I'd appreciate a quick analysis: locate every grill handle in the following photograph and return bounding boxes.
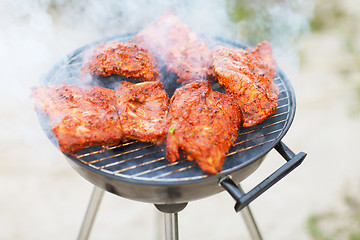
[219,141,307,212]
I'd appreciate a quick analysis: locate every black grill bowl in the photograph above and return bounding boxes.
[39,33,297,205]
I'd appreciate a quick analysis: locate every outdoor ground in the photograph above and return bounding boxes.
[0,0,359,239]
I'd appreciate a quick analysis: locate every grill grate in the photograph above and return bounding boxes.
[44,34,293,183]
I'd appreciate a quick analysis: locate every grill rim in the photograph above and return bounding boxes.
[41,33,296,187]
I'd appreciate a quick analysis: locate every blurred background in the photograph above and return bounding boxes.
[0,0,359,239]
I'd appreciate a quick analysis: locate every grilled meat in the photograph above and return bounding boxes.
[134,10,212,84]
[32,84,123,153]
[166,80,242,175]
[212,41,279,127]
[81,40,160,82]
[115,81,169,144]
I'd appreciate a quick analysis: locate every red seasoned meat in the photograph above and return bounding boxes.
[134,10,212,84]
[115,81,169,144]
[81,41,160,82]
[166,80,242,175]
[212,41,279,127]
[32,84,123,153]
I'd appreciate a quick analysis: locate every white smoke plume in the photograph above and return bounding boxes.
[0,0,313,145]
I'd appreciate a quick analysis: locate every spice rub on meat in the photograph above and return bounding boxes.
[212,41,279,127]
[166,80,242,175]
[115,81,169,144]
[32,84,123,153]
[134,10,212,84]
[81,41,160,82]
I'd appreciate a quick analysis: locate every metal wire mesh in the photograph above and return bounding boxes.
[43,34,294,183]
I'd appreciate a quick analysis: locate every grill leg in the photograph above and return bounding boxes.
[239,185,262,240]
[164,212,179,240]
[155,203,187,240]
[77,186,105,240]
[241,205,263,240]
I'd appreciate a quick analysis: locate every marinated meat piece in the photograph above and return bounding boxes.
[32,84,123,153]
[115,81,169,144]
[166,80,242,175]
[212,41,279,127]
[81,40,160,82]
[246,41,277,86]
[134,10,212,84]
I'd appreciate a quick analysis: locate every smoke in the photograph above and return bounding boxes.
[224,0,314,75]
[41,0,313,75]
[0,0,313,146]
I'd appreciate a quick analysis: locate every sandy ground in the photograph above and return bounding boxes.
[1,1,360,240]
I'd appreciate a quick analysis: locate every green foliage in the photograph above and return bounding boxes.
[225,0,310,46]
[309,0,347,32]
[226,1,254,23]
[308,0,360,114]
[306,194,360,240]
[307,215,331,240]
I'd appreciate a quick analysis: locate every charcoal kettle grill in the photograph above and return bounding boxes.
[39,33,307,240]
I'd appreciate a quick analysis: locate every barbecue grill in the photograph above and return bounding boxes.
[38,33,307,240]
